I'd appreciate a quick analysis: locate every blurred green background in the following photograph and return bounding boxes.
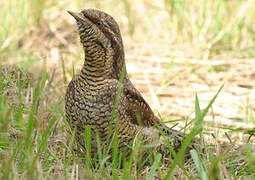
[1,0,255,66]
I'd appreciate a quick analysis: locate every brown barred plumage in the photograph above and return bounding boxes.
[65,9,185,157]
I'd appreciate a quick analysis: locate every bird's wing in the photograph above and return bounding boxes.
[122,80,161,127]
[122,80,186,143]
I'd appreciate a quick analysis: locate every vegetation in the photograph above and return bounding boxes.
[0,0,254,179]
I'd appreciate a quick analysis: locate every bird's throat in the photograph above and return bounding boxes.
[78,44,113,83]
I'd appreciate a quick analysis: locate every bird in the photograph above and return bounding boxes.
[65,9,185,158]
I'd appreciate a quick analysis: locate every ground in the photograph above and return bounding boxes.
[127,52,255,142]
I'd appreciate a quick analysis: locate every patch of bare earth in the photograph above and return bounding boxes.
[126,47,255,144]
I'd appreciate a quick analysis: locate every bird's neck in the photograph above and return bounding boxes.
[79,44,126,83]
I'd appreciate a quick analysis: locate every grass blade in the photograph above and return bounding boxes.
[190,149,208,180]
[165,85,223,179]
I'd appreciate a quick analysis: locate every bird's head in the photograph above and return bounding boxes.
[68,9,125,79]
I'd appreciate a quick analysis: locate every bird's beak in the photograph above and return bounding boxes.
[67,10,84,22]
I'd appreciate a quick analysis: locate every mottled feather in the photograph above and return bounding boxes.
[65,9,184,157]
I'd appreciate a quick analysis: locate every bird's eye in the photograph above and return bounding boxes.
[96,21,102,26]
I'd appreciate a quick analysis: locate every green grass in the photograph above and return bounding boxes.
[1,0,255,61]
[1,66,254,179]
[0,0,255,179]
